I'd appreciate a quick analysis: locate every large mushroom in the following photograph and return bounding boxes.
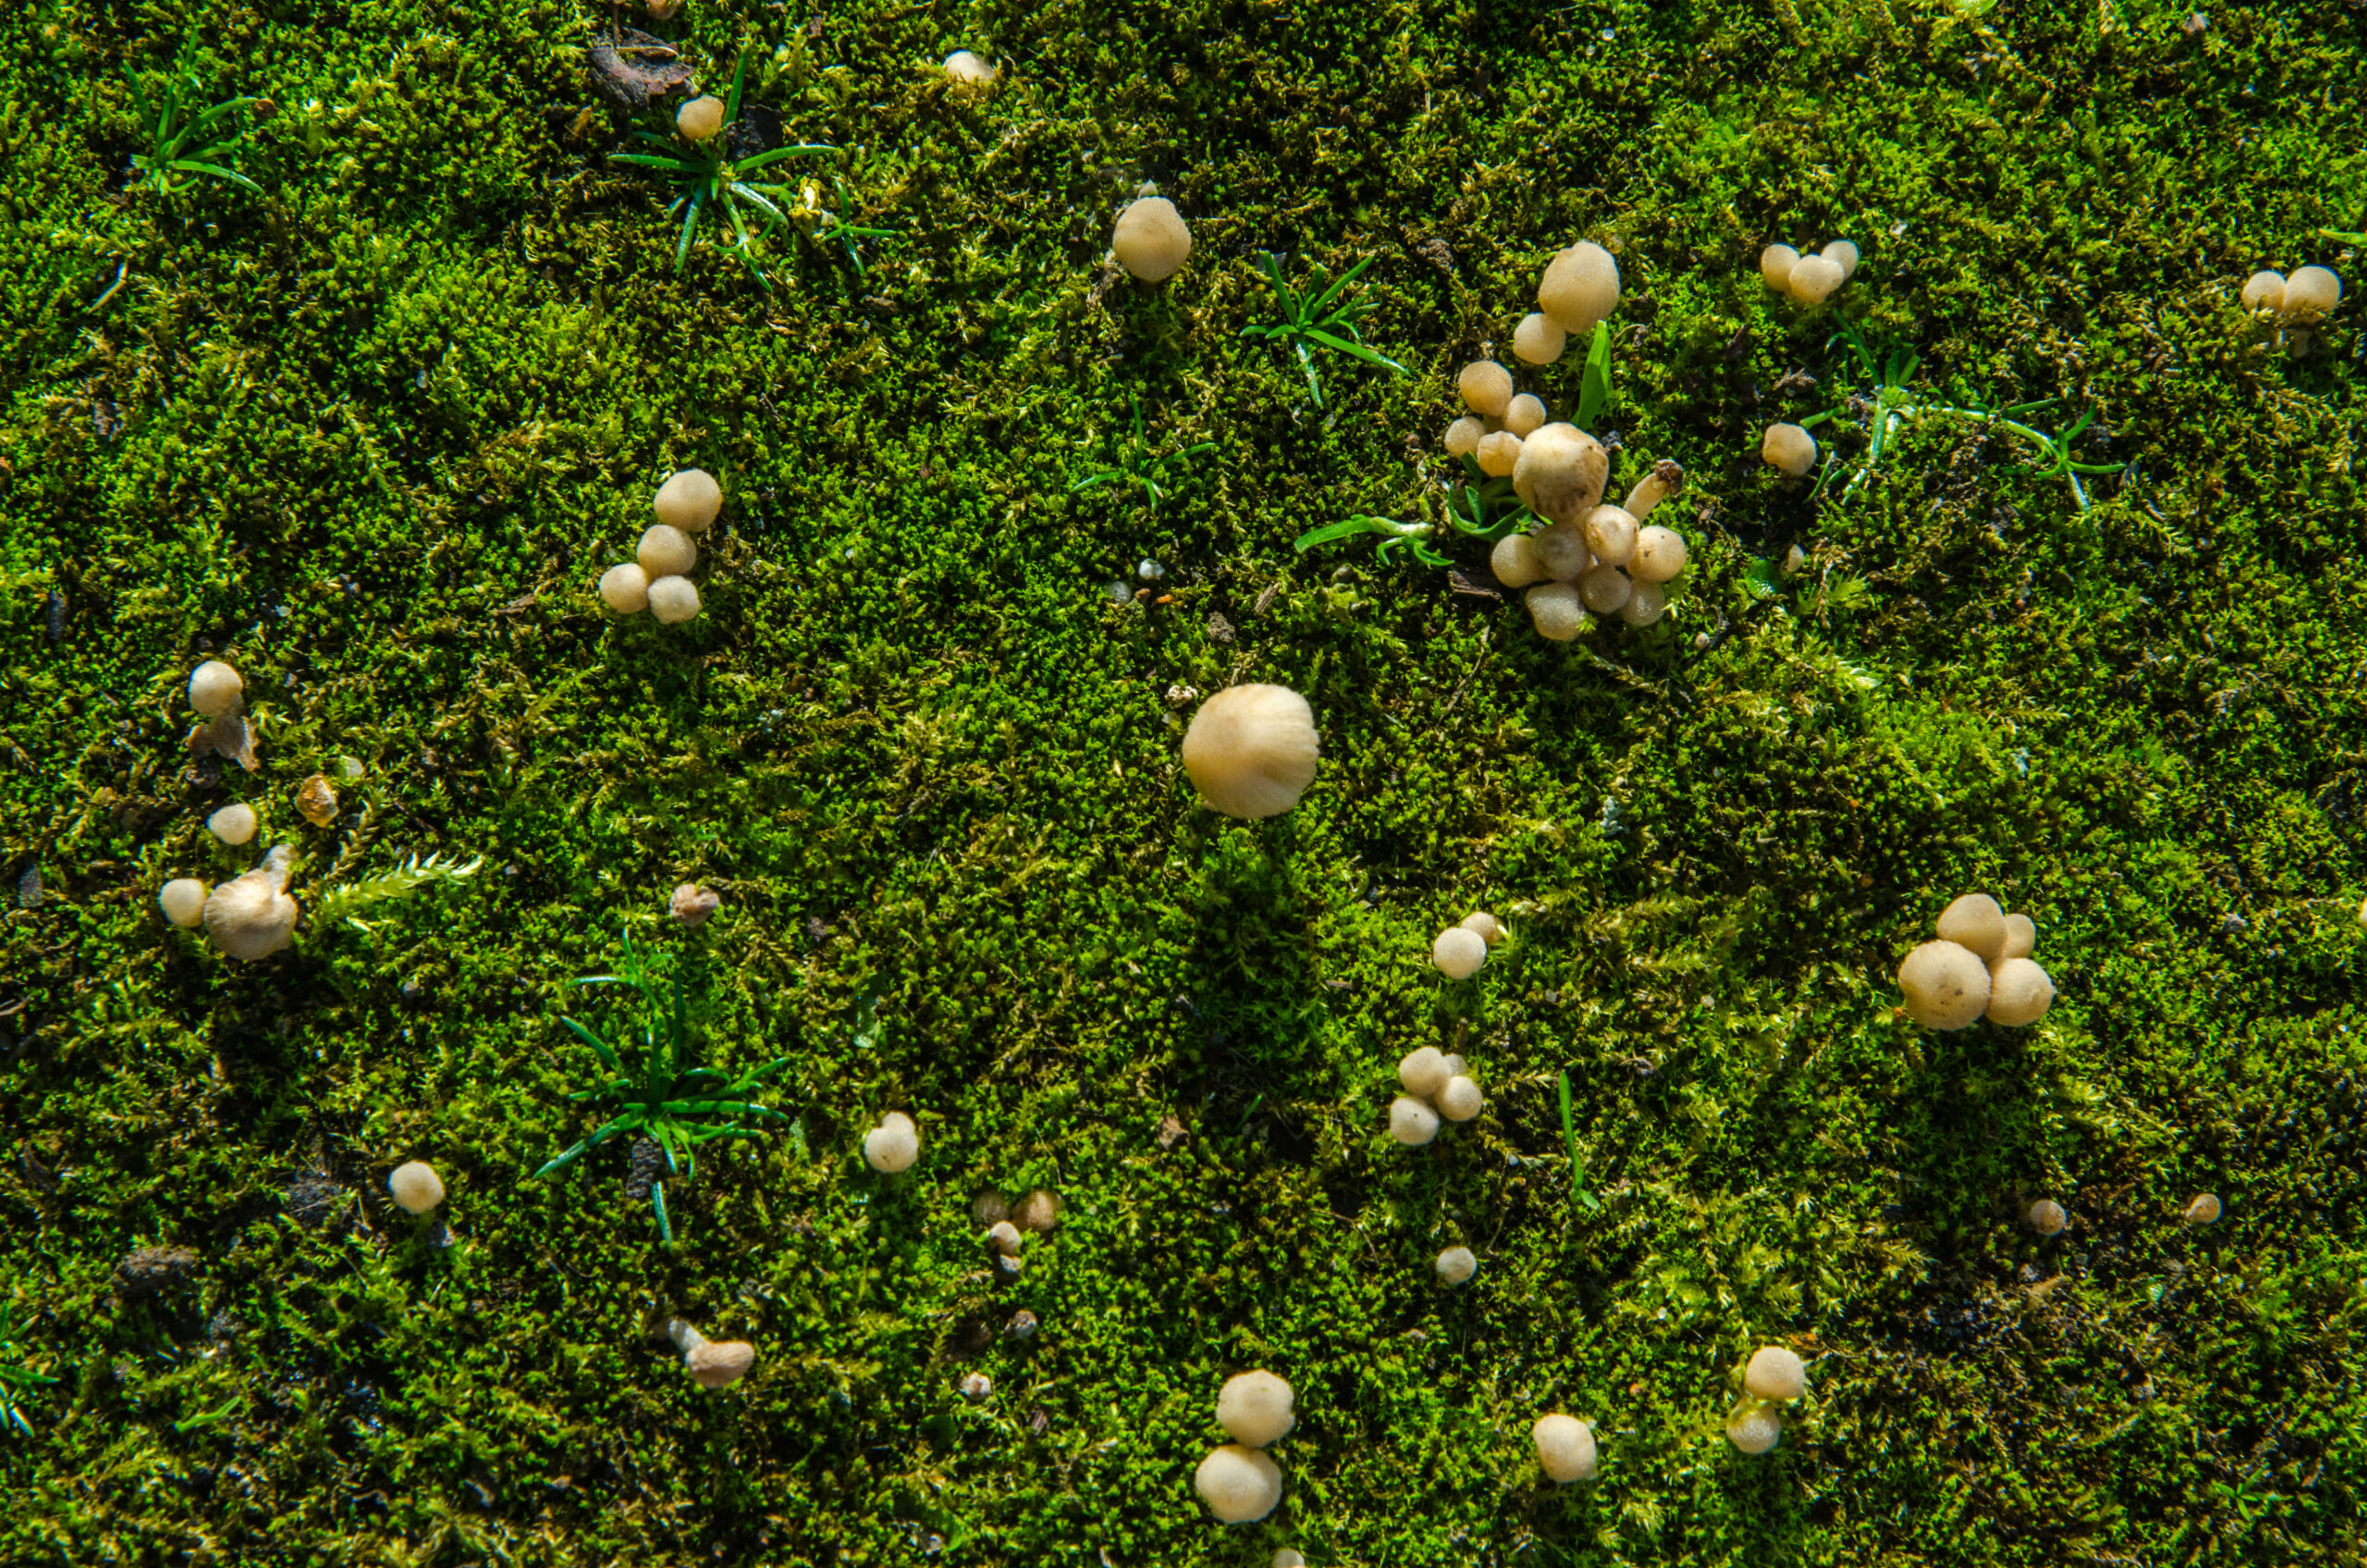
[1180,684,1320,818]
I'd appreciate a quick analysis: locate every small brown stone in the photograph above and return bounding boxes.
[296,774,337,827]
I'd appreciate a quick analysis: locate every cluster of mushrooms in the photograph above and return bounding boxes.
[599,468,722,625]
[1759,239,1859,306]
[2240,264,2343,324]
[1896,894,2056,1029]
[1195,1370,1294,1523]
[1429,911,1503,979]
[1388,1046,1485,1146]
[975,1187,1061,1276]
[1512,239,1623,365]
[863,1111,921,1172]
[1487,443,1691,636]
[157,661,303,961]
[1725,1344,1809,1454]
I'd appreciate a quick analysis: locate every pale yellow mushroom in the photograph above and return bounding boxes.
[2183,1194,2222,1226]
[1457,360,1515,420]
[2239,270,2286,312]
[1999,913,2037,962]
[207,803,258,847]
[1531,522,1590,582]
[1726,1406,1781,1454]
[1582,505,1638,568]
[1512,312,1566,365]
[668,1317,756,1389]
[1538,241,1620,334]
[1399,1046,1452,1098]
[1513,424,1610,523]
[1216,1370,1295,1447]
[941,50,1000,83]
[1490,533,1545,588]
[1389,1096,1441,1146]
[1821,239,1860,281]
[638,525,696,580]
[2281,265,2342,322]
[1759,244,1799,293]
[1195,1444,1282,1523]
[599,563,651,615]
[1618,582,1667,627]
[1460,912,1503,945]
[1476,430,1525,478]
[1897,940,1990,1029]
[159,878,209,928]
[1629,525,1688,584]
[1180,684,1320,818]
[1936,894,2009,962]
[1785,254,1846,305]
[388,1161,446,1215]
[1761,423,1818,478]
[1526,582,1588,642]
[2028,1198,2067,1236]
[1502,394,1547,437]
[1112,197,1192,283]
[202,846,299,961]
[1444,416,1486,459]
[1621,459,1684,521]
[1531,1414,1598,1481]
[654,469,723,532]
[1577,565,1631,616]
[1984,958,2055,1025]
[1435,1244,1477,1284]
[676,96,726,142]
[1436,1075,1483,1121]
[863,1111,919,1172]
[188,660,244,718]
[1432,926,1487,978]
[1744,1346,1806,1402]
[647,576,702,624]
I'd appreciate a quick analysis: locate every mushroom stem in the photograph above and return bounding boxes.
[667,1317,706,1355]
[1621,459,1685,521]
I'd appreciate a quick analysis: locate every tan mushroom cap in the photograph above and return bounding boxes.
[1195,1443,1282,1523]
[1490,533,1545,588]
[2183,1193,2222,1226]
[189,660,245,718]
[638,524,697,580]
[654,468,723,532]
[1759,243,1800,292]
[1502,393,1548,437]
[1786,254,1846,305]
[1622,460,1683,522]
[1444,416,1485,459]
[1618,582,1668,627]
[1582,505,1638,568]
[864,1110,919,1172]
[1578,565,1631,616]
[1539,241,1620,334]
[1216,1369,1296,1447]
[1630,525,1688,584]
[1821,239,1860,280]
[1513,424,1610,523]
[1013,1188,1061,1232]
[676,95,726,142]
[687,1338,757,1389]
[202,850,300,961]
[1457,360,1515,419]
[1476,430,1524,478]
[1984,958,2055,1025]
[159,878,209,928]
[1936,894,2009,962]
[1437,1074,1484,1121]
[646,576,701,624]
[1460,911,1503,945]
[1432,926,1487,979]
[941,50,1000,83]
[1531,522,1591,582]
[1513,312,1566,365]
[1180,684,1320,819]
[1113,197,1192,283]
[1999,912,2036,962]
[2281,265,2342,321]
[1761,423,1818,477]
[1744,1346,1807,1402]
[1389,1096,1441,1146]
[1435,1244,1477,1283]
[1898,940,1991,1029]
[2028,1198,2067,1235]
[1399,1046,1452,1099]
[1532,1413,1598,1482]
[1526,582,1588,642]
[208,802,258,846]
[599,562,651,615]
[1726,1405,1782,1454]
[388,1160,446,1215]
[2239,270,2286,312]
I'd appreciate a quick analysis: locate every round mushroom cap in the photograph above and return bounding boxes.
[1399,1046,1452,1099]
[1539,241,1620,333]
[1217,1370,1295,1447]
[1476,430,1525,479]
[1785,254,1846,304]
[1526,582,1588,642]
[1439,1052,1466,1077]
[189,660,244,718]
[1513,312,1567,365]
[1436,1074,1484,1122]
[207,802,259,846]
[2239,269,2286,312]
[1897,940,1991,1030]
[1762,423,1818,477]
[654,468,723,532]
[1514,423,1611,523]
[599,562,651,615]
[1432,926,1488,979]
[1984,958,2055,1026]
[1630,525,1689,584]
[942,50,1000,83]
[960,1371,993,1399]
[1936,893,2009,962]
[670,883,720,926]
[986,1220,1023,1256]
[1496,395,1545,440]
[1112,197,1192,283]
[2028,1198,2067,1235]
[1195,1444,1282,1524]
[1460,911,1503,945]
[687,1338,756,1389]
[2183,1193,2222,1226]
[1617,582,1668,628]
[1013,1188,1061,1231]
[1457,360,1515,420]
[1582,505,1638,568]
[1180,684,1320,819]
[1759,243,1800,292]
[1726,1406,1782,1455]
[2282,264,2342,320]
[1744,1346,1807,1402]
[1444,416,1486,459]
[1820,239,1860,280]
[1531,1414,1598,1482]
[1490,533,1545,588]
[1531,522,1591,582]
[646,576,702,624]
[1999,912,2036,962]
[638,524,697,580]
[676,95,726,141]
[388,1161,446,1215]
[202,859,300,961]
[1577,566,1632,616]
[159,878,209,928]
[1389,1096,1441,1146]
[864,1111,919,1172]
[1435,1244,1477,1284]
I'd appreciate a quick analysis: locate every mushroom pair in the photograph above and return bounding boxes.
[1725,1345,1808,1454]
[163,844,300,961]
[1180,683,1320,818]
[1896,894,2055,1029]
[1113,194,1192,284]
[600,469,721,624]
[1388,1047,1484,1146]
[1195,1370,1294,1523]
[1760,240,1859,306]
[186,659,258,771]
[2240,265,2342,324]
[1509,239,1622,366]
[864,1111,920,1172]
[1429,910,1503,979]
[1491,460,1691,638]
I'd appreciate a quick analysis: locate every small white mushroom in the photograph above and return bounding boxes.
[1530,522,1591,582]
[1195,1444,1282,1523]
[647,576,702,624]
[960,1371,994,1399]
[1216,1369,1295,1447]
[1897,940,1991,1030]
[1785,254,1846,305]
[1582,505,1638,568]
[1502,394,1548,437]
[1618,582,1668,628]
[1399,1046,1452,1099]
[1013,1189,1061,1232]
[1999,913,2037,962]
[2239,269,2286,312]
[1936,893,2009,962]
[2028,1198,2068,1236]
[986,1220,1024,1256]
[2183,1194,2222,1226]
[1531,1413,1598,1482]
[207,803,258,846]
[159,878,209,928]
[1476,430,1524,478]
[864,1111,919,1172]
[1457,360,1515,420]
[1435,1245,1477,1284]
[638,525,697,580]
[1629,525,1689,583]
[1821,239,1860,281]
[1444,416,1486,459]
[1761,423,1818,477]
[1526,582,1588,642]
[189,660,244,718]
[202,846,299,961]
[1984,958,2055,1025]
[1431,926,1487,979]
[1744,1346,1806,1402]
[1490,533,1545,588]
[1460,912,1503,945]
[1389,1096,1441,1146]
[1577,565,1631,616]
[1436,1075,1484,1122]
[653,469,723,533]
[1272,1552,1307,1568]
[1513,424,1611,524]
[667,1317,756,1389]
[599,563,650,614]
[388,1161,446,1215]
[942,51,1000,84]
[1538,240,1620,334]
[1759,243,1799,293]
[1113,197,1192,284]
[1512,312,1566,365]
[669,883,720,926]
[1621,460,1684,521]
[2280,265,2342,322]
[676,95,727,142]
[1725,1405,1781,1454]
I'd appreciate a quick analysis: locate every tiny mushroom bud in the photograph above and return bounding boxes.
[1432,926,1488,979]
[1582,505,1638,568]
[1476,430,1525,478]
[1629,525,1689,584]
[1531,1413,1598,1482]
[1577,566,1632,616]
[1399,1046,1452,1099]
[599,562,651,615]
[676,95,726,142]
[1436,1075,1484,1122]
[2028,1198,2068,1236]
[1618,582,1667,628]
[2183,1194,2222,1226]
[1999,913,2037,962]
[1785,254,1846,305]
[2239,270,2286,312]
[1897,940,1992,1030]
[1195,1444,1283,1523]
[1759,243,1800,292]
[160,878,209,928]
[1217,1369,1295,1447]
[1761,423,1818,477]
[1531,522,1591,582]
[646,576,702,624]
[668,1318,756,1389]
[1513,424,1610,523]
[1013,1188,1061,1232]
[1502,393,1548,437]
[1526,582,1588,642]
[1112,197,1192,283]
[1389,1096,1441,1146]
[1744,1346,1807,1402]
[388,1160,446,1215]
[1490,533,1545,588]
[208,802,258,846]
[1273,1553,1307,1568]
[189,660,245,718]
[987,1220,1024,1256]
[1513,311,1566,365]
[1444,416,1485,459]
[1936,894,2009,962]
[1725,1405,1782,1454]
[864,1111,919,1172]
[1436,1244,1477,1284]
[670,883,720,926]
[1984,958,2055,1026]
[1180,684,1320,819]
[961,1371,993,1399]
[654,468,723,533]
[2280,265,2342,322]
[1004,1308,1039,1341]
[1460,911,1503,945]
[1622,459,1684,521]
[203,846,299,961]
[1457,360,1515,420]
[942,50,1000,84]
[638,524,697,580]
[972,1192,1011,1228]
[1539,240,1620,333]
[1820,239,1860,281]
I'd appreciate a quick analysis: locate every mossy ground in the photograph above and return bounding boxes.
[3,1,2364,1563]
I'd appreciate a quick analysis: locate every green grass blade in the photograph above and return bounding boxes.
[611,153,703,173]
[168,160,261,193]
[558,1016,623,1073]
[1301,327,1406,374]
[1559,1071,1600,1212]
[1576,321,1613,429]
[675,186,705,271]
[1304,253,1375,317]
[735,144,836,173]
